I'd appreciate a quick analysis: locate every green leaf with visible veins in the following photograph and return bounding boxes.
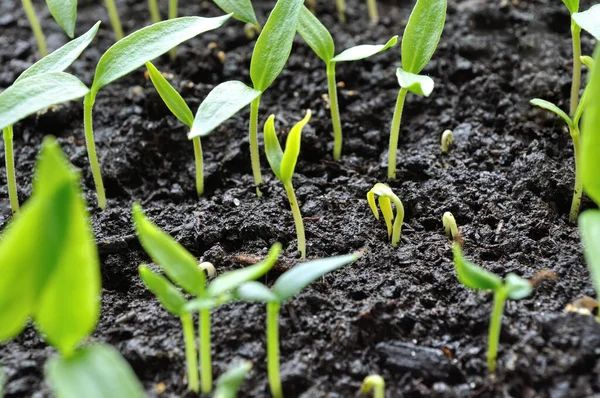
[582,47,600,205]
[332,36,398,63]
[146,62,194,128]
[213,0,258,25]
[452,244,503,292]
[46,0,78,37]
[297,6,335,63]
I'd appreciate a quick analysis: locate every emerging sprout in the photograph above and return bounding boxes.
[235,253,359,398]
[264,111,312,259]
[442,211,461,244]
[367,183,404,247]
[105,0,124,40]
[214,361,253,398]
[361,375,385,398]
[441,129,453,153]
[200,261,217,278]
[452,243,533,372]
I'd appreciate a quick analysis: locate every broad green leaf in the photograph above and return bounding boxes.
[562,0,580,14]
[401,0,447,74]
[250,0,304,91]
[214,361,253,398]
[235,281,278,303]
[573,4,600,39]
[213,0,258,25]
[207,243,281,297]
[582,47,600,204]
[0,72,89,131]
[145,62,194,128]
[332,35,398,63]
[139,265,187,316]
[452,244,503,292]
[45,344,145,398]
[280,111,311,183]
[297,6,335,63]
[504,273,533,300]
[579,210,600,298]
[91,15,232,95]
[47,0,78,38]
[188,81,262,139]
[264,115,284,180]
[396,68,434,96]
[132,204,206,297]
[16,21,100,83]
[530,98,574,129]
[272,253,358,302]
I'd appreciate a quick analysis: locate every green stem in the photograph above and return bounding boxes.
[390,196,404,247]
[387,88,408,179]
[21,0,47,57]
[149,0,161,22]
[267,302,282,398]
[284,181,306,259]
[336,0,346,22]
[249,96,263,197]
[3,126,19,214]
[487,289,506,373]
[327,62,343,161]
[105,0,124,40]
[366,0,379,24]
[570,21,582,117]
[168,0,178,59]
[83,93,107,209]
[192,137,204,197]
[199,308,212,394]
[181,313,199,393]
[569,126,582,222]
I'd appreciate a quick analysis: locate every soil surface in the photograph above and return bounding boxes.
[1,0,600,397]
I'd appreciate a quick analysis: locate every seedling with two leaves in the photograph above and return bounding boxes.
[368,183,404,247]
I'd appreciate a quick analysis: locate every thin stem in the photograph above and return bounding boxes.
[199,308,212,394]
[21,0,47,57]
[192,137,204,197]
[570,21,582,117]
[387,88,408,179]
[168,0,178,59]
[284,181,306,259]
[181,313,199,393]
[149,0,161,22]
[487,289,506,373]
[105,0,124,40]
[249,96,263,197]
[570,126,582,222]
[267,302,282,398]
[83,93,107,209]
[327,62,343,161]
[366,0,379,24]
[390,196,404,247]
[336,0,346,22]
[3,126,19,214]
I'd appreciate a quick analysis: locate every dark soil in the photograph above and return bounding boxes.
[1,0,600,396]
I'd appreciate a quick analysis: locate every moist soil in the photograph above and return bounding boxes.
[1,0,600,396]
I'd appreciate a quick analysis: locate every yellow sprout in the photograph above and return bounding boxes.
[441,129,453,153]
[367,183,404,247]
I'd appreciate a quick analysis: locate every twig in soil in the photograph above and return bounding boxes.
[361,375,385,398]
[367,183,404,247]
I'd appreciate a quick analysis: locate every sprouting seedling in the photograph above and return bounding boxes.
[297,6,397,160]
[367,183,404,247]
[442,211,461,244]
[235,253,359,398]
[248,0,304,197]
[334,0,379,24]
[452,243,533,372]
[387,0,447,179]
[441,129,453,153]
[83,14,231,209]
[213,0,261,36]
[105,0,124,40]
[214,361,253,398]
[361,375,385,398]
[133,204,281,394]
[264,111,312,259]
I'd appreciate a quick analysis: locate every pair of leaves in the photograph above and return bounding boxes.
[214,0,258,26]
[573,4,600,40]
[47,0,78,38]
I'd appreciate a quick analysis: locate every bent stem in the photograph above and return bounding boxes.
[199,308,212,394]
[21,0,47,57]
[249,96,263,197]
[192,137,204,197]
[267,302,282,398]
[390,197,404,247]
[569,21,582,117]
[181,313,199,393]
[336,0,346,22]
[83,93,107,209]
[327,62,343,161]
[149,0,161,22]
[105,0,124,40]
[3,126,19,214]
[366,0,379,24]
[569,126,582,222]
[284,181,306,259]
[387,88,408,179]
[168,0,178,59]
[487,288,506,373]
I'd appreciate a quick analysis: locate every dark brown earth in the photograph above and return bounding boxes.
[1,0,600,396]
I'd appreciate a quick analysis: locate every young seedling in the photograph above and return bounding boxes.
[367,183,404,247]
[442,211,461,243]
[214,361,253,398]
[387,0,447,179]
[105,0,124,40]
[361,375,385,398]
[452,243,533,372]
[235,253,359,398]
[83,14,231,209]
[441,129,453,153]
[297,6,397,160]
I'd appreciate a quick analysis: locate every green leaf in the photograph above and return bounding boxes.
[582,47,600,204]
[0,72,89,131]
[530,98,574,129]
[579,210,600,299]
[452,244,503,292]
[574,4,600,40]
[280,111,311,183]
[396,68,434,96]
[45,344,145,398]
[132,204,206,297]
[145,62,194,128]
[332,35,398,63]
[562,0,580,14]
[297,6,335,63]
[214,361,253,398]
[188,81,262,139]
[250,0,304,91]
[46,0,78,38]
[213,0,258,25]
[272,253,358,302]
[504,273,533,300]
[91,15,231,95]
[401,0,447,74]
[263,114,284,180]
[235,281,278,303]
[139,265,187,316]
[184,297,221,312]
[207,243,281,297]
[16,21,100,83]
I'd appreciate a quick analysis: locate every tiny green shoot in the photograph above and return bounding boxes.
[441,129,453,153]
[235,253,359,398]
[442,211,461,244]
[214,361,253,398]
[264,111,312,259]
[367,183,404,247]
[105,0,124,40]
[361,375,385,398]
[452,243,533,372]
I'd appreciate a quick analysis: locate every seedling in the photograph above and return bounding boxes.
[264,111,312,259]
[442,211,461,243]
[297,6,397,160]
[105,0,124,40]
[235,253,359,398]
[367,183,404,247]
[83,15,231,209]
[452,243,533,372]
[361,375,385,398]
[214,361,253,398]
[387,0,447,179]
[441,129,453,153]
